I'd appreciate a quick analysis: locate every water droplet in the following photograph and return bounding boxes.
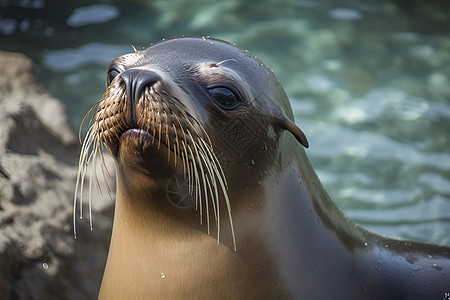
[427,254,433,259]
[160,272,166,279]
[42,263,49,270]
[432,264,443,271]
[385,244,389,248]
[250,159,255,166]
[364,242,368,246]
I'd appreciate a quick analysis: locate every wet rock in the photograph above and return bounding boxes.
[0,50,113,300]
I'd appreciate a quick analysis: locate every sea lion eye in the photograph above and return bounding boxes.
[107,66,122,86]
[207,85,241,110]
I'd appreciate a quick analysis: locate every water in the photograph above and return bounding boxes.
[1,0,449,246]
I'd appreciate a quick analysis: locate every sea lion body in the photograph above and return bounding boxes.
[76,37,450,299]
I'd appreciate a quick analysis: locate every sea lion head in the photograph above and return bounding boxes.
[75,37,308,249]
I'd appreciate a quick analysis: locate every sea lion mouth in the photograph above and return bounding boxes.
[120,128,158,154]
[118,128,174,177]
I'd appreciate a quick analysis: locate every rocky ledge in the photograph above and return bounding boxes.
[0,51,113,300]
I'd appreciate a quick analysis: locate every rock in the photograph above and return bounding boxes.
[0,50,113,299]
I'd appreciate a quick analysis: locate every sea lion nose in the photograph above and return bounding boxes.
[120,69,161,102]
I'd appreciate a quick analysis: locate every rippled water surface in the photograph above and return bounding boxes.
[1,0,449,245]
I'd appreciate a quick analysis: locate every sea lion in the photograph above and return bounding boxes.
[75,37,450,299]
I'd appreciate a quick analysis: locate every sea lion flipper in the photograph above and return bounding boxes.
[280,117,309,148]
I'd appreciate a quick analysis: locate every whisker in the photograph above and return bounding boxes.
[200,139,228,189]
[181,140,192,195]
[187,144,200,213]
[181,144,187,179]
[98,142,113,200]
[79,128,98,219]
[197,146,219,227]
[165,114,170,162]
[198,138,235,250]
[172,123,178,167]
[88,136,98,230]
[217,58,237,66]
[194,142,213,234]
[171,114,183,158]
[157,111,162,150]
[78,99,102,144]
[74,125,97,237]
[187,130,207,226]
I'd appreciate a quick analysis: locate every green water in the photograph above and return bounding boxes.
[1,0,449,245]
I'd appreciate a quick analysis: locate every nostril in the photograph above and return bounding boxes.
[120,69,162,102]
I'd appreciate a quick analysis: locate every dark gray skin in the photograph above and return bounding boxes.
[95,37,450,299]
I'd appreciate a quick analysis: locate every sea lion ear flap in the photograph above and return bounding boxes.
[279,116,309,148]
